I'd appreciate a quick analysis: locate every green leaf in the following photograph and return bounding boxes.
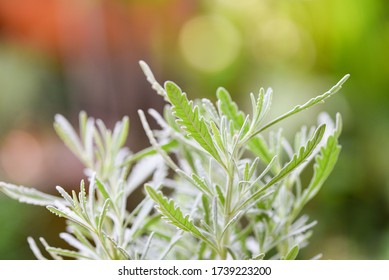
[252,253,265,260]
[71,190,82,215]
[215,184,225,206]
[248,157,260,180]
[284,244,299,260]
[139,60,167,100]
[250,90,263,124]
[243,162,250,181]
[46,204,69,218]
[240,125,326,210]
[158,232,183,260]
[27,237,47,260]
[210,121,225,154]
[112,116,129,155]
[79,180,88,215]
[192,173,214,197]
[140,232,155,260]
[234,115,251,145]
[175,170,213,197]
[250,87,272,129]
[247,136,274,166]
[293,114,342,218]
[0,182,62,206]
[266,125,325,188]
[46,246,95,260]
[46,204,71,219]
[243,156,278,196]
[221,211,242,239]
[216,87,245,129]
[202,98,220,123]
[55,186,74,207]
[247,74,349,139]
[212,197,219,238]
[54,114,84,159]
[95,178,111,201]
[46,205,93,232]
[145,184,217,251]
[138,110,181,172]
[197,241,208,260]
[201,195,210,225]
[97,199,111,233]
[145,184,202,236]
[307,131,341,200]
[164,105,181,132]
[104,235,133,260]
[59,233,98,259]
[165,81,222,164]
[38,237,63,260]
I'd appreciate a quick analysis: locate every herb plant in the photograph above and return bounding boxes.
[0,61,349,259]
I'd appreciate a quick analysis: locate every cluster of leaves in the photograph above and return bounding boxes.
[0,113,169,259]
[0,62,348,259]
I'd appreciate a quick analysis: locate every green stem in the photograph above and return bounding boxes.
[96,231,115,259]
[220,163,235,259]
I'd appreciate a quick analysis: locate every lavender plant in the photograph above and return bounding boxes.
[0,62,348,259]
[0,113,168,259]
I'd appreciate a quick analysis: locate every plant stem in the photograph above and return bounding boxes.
[220,161,235,259]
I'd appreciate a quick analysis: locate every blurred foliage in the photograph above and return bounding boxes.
[0,44,68,135]
[0,0,389,259]
[0,196,66,259]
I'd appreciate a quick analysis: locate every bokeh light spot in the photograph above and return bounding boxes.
[0,130,44,184]
[179,15,241,73]
[252,18,308,65]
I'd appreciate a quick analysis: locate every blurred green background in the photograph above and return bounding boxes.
[1,0,388,259]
